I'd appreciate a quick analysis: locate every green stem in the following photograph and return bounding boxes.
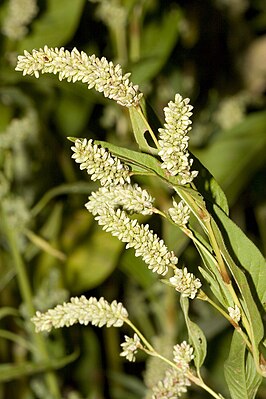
[205,296,252,352]
[204,216,231,284]
[124,319,155,353]
[125,318,224,399]
[158,209,219,271]
[136,106,160,149]
[129,3,141,62]
[0,205,61,398]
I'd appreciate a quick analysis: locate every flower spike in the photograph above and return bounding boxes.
[15,46,143,107]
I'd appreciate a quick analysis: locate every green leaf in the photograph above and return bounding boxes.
[94,139,165,178]
[192,156,229,215]
[0,351,79,382]
[224,331,262,399]
[193,111,266,205]
[131,8,182,84]
[65,224,123,293]
[17,0,86,51]
[128,106,158,154]
[213,205,266,308]
[119,249,156,290]
[180,296,207,370]
[211,208,264,372]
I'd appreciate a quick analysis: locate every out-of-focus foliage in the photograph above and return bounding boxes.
[0,0,265,398]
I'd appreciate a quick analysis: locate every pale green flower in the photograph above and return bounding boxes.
[15,46,142,107]
[86,184,154,216]
[71,138,131,186]
[168,199,191,226]
[87,206,178,275]
[158,94,198,185]
[169,267,201,299]
[120,333,141,362]
[31,296,128,332]
[2,0,38,40]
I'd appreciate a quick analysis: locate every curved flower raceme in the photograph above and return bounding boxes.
[86,204,178,276]
[158,94,198,185]
[15,46,142,107]
[31,296,128,332]
[71,138,131,186]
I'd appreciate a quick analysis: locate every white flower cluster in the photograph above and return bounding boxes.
[86,206,178,276]
[228,305,241,323]
[71,138,131,186]
[169,267,202,299]
[151,341,193,398]
[0,111,38,150]
[70,137,176,276]
[92,0,127,30]
[158,94,198,185]
[15,46,142,107]
[151,367,190,398]
[31,296,128,333]
[120,333,141,362]
[86,184,154,216]
[173,341,194,372]
[2,0,38,40]
[168,199,191,227]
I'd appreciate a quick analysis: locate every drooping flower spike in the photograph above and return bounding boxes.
[15,46,143,107]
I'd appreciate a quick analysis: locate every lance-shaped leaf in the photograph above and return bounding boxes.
[211,206,265,374]
[180,296,207,372]
[225,330,262,399]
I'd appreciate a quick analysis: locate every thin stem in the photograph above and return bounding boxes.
[205,296,252,352]
[129,3,141,62]
[0,205,61,398]
[125,317,224,399]
[158,209,219,269]
[124,318,155,353]
[136,106,160,149]
[204,217,231,284]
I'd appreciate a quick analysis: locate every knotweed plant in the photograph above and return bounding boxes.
[15,47,266,399]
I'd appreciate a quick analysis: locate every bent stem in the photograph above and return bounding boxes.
[124,318,224,399]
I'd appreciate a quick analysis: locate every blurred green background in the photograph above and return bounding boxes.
[0,0,265,398]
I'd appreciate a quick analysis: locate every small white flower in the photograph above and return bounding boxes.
[31,296,128,332]
[2,0,38,40]
[71,138,131,186]
[120,333,141,362]
[168,199,190,226]
[169,267,201,299]
[228,305,241,323]
[151,366,191,398]
[173,341,194,372]
[15,46,142,107]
